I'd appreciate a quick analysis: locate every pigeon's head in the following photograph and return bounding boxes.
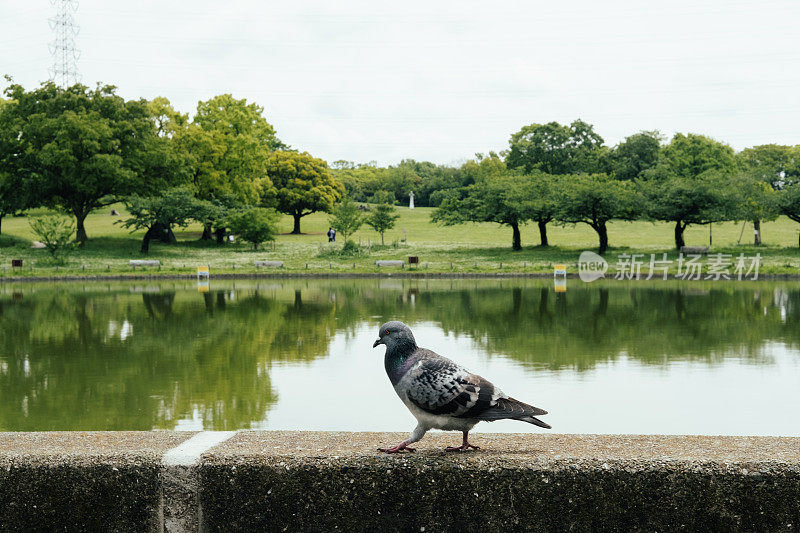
[373,321,416,351]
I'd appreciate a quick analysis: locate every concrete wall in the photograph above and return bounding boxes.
[1,431,799,532]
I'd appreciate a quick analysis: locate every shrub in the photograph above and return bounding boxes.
[29,215,76,261]
[226,207,280,250]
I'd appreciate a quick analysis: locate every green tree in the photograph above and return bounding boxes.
[0,97,32,233]
[527,173,559,247]
[29,214,75,259]
[776,183,800,249]
[737,145,799,245]
[118,186,211,253]
[555,173,638,254]
[266,151,344,234]
[226,207,280,250]
[730,175,778,245]
[183,94,281,240]
[433,171,535,251]
[660,133,737,180]
[506,119,605,174]
[194,93,284,150]
[640,171,741,249]
[329,196,364,245]
[610,131,662,181]
[146,96,188,137]
[0,172,29,236]
[0,82,180,245]
[366,201,400,245]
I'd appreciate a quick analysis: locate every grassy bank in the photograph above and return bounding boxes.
[0,205,799,277]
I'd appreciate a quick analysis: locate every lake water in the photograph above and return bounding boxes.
[1,278,799,436]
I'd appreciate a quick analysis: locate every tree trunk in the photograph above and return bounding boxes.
[597,222,609,254]
[140,226,156,254]
[380,232,385,245]
[753,219,762,246]
[537,220,548,247]
[215,227,226,244]
[674,221,685,250]
[201,223,213,240]
[0,214,3,235]
[511,222,521,251]
[253,242,258,250]
[76,213,88,247]
[292,213,302,234]
[150,222,175,244]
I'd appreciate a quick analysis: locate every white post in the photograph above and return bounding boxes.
[409,191,415,209]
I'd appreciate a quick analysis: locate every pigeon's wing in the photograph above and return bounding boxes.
[404,352,506,418]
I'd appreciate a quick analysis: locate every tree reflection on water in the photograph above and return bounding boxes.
[0,279,796,430]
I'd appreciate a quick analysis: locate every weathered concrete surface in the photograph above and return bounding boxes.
[201,432,800,532]
[0,432,194,532]
[1,431,800,532]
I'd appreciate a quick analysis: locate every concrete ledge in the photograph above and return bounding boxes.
[0,432,193,532]
[1,432,800,532]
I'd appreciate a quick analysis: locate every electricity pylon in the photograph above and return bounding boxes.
[48,0,80,87]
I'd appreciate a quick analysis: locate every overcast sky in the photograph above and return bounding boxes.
[2,0,799,165]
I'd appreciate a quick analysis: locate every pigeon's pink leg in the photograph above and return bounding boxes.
[445,431,480,452]
[378,440,416,453]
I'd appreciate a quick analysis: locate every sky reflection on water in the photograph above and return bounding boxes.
[0,278,798,435]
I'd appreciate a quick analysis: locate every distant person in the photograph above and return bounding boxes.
[327,227,335,242]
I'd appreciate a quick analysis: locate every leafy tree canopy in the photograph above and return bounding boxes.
[737,144,800,188]
[181,94,280,211]
[640,170,743,249]
[432,156,543,250]
[194,93,285,150]
[265,151,344,234]
[119,186,213,253]
[610,130,662,181]
[658,133,737,180]
[555,173,638,253]
[0,81,183,245]
[506,119,605,174]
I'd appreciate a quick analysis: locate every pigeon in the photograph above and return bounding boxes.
[372,321,550,453]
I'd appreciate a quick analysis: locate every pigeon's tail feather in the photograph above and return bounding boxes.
[520,415,552,429]
[477,397,550,429]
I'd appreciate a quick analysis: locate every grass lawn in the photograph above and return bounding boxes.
[1,204,799,277]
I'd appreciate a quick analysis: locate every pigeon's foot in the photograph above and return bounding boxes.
[445,443,480,452]
[445,431,480,452]
[378,441,416,454]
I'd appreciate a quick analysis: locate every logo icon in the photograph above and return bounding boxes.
[578,251,607,282]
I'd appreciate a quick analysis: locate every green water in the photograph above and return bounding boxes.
[0,278,798,435]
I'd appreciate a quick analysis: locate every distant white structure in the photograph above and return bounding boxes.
[409,190,415,209]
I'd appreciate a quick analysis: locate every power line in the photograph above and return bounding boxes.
[48,0,80,87]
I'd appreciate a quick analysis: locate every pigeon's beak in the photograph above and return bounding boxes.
[373,337,383,348]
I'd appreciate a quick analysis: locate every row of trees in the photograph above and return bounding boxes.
[3,80,799,255]
[333,120,800,253]
[433,131,800,253]
[0,81,346,251]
